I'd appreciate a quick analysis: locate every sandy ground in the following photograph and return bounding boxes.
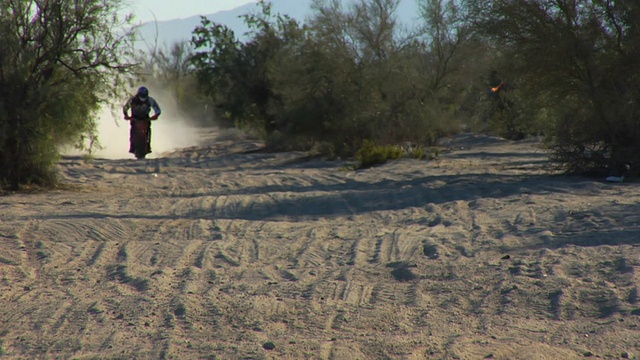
[1,129,640,360]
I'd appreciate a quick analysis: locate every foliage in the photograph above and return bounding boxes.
[190,0,472,157]
[407,145,428,160]
[138,41,212,124]
[465,0,640,175]
[0,0,135,190]
[356,140,404,168]
[191,2,298,131]
[189,0,640,175]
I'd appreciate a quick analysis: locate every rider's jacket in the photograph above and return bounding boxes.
[123,95,161,119]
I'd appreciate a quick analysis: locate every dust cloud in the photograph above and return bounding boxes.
[63,86,206,159]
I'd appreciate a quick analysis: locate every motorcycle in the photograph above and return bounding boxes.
[126,115,158,159]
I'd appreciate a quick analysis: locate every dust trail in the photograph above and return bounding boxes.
[63,86,205,159]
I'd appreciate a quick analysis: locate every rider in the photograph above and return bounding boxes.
[122,86,161,154]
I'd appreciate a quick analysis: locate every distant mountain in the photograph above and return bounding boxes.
[134,0,423,50]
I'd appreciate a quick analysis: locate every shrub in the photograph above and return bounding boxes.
[410,146,427,160]
[0,0,134,190]
[468,0,640,175]
[191,0,471,158]
[356,140,404,168]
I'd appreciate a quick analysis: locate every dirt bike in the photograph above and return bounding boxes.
[127,116,157,159]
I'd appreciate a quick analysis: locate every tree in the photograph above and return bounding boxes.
[191,1,302,132]
[190,0,475,157]
[137,40,211,124]
[418,0,468,93]
[0,0,135,190]
[465,0,640,175]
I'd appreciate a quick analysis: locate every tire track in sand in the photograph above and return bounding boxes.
[27,218,133,270]
[140,217,223,358]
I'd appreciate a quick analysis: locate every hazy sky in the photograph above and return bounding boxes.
[130,0,258,22]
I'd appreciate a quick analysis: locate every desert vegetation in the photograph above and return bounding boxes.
[2,0,639,185]
[0,0,136,190]
[189,0,640,172]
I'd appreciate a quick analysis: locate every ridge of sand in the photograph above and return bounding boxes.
[1,131,639,359]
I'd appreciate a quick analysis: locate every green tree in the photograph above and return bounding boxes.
[191,1,302,132]
[191,0,475,157]
[267,0,447,155]
[267,11,363,154]
[139,40,211,124]
[465,0,640,175]
[0,0,135,190]
[190,19,242,128]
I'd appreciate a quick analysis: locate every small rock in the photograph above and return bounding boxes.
[174,305,186,317]
[423,243,440,259]
[263,341,276,350]
[621,351,631,359]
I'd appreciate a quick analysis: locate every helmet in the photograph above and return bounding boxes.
[137,86,149,100]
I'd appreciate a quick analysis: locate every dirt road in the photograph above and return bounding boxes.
[1,132,639,359]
